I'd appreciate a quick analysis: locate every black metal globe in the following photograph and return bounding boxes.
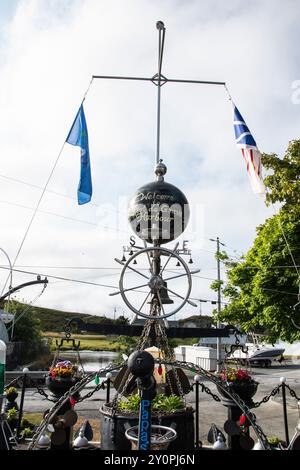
[127,350,155,377]
[128,179,190,244]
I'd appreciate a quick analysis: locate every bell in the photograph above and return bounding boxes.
[159,281,174,304]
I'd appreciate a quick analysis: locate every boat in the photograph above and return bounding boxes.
[197,332,285,367]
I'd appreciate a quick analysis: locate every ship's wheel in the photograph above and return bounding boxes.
[110,246,198,319]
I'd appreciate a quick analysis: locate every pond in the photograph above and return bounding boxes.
[59,350,119,372]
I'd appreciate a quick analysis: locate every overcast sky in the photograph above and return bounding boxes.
[0,0,299,320]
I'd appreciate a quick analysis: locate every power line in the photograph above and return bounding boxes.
[0,199,129,234]
[1,78,95,297]
[0,172,121,215]
[0,265,117,289]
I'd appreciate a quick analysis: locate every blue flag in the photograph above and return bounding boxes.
[66,104,92,205]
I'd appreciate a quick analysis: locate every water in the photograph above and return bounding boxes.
[59,350,119,373]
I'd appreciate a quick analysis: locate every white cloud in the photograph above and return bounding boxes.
[0,0,299,319]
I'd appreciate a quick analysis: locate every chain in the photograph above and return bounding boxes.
[160,359,271,450]
[34,385,57,403]
[285,384,300,402]
[192,381,221,402]
[154,320,185,398]
[28,362,124,450]
[4,376,22,389]
[75,379,107,403]
[251,384,281,408]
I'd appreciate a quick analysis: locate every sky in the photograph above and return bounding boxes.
[0,0,299,321]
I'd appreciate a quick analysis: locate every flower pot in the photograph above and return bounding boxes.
[100,403,194,451]
[6,392,18,402]
[217,381,258,404]
[5,401,19,412]
[46,376,81,397]
[7,418,18,431]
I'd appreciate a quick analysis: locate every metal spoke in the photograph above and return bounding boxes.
[166,286,197,307]
[109,281,150,297]
[139,291,151,312]
[163,269,200,283]
[143,240,153,272]
[157,290,166,317]
[115,258,149,280]
[159,242,179,276]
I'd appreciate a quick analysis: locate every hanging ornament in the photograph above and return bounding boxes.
[70,396,76,408]
[157,364,163,376]
[95,375,100,385]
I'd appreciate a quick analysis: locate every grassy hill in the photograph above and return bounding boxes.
[30,304,116,332]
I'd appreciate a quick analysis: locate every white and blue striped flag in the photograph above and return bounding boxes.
[233,105,265,194]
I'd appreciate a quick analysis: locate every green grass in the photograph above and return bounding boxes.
[43,332,198,352]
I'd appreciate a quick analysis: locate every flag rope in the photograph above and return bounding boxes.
[1,77,95,296]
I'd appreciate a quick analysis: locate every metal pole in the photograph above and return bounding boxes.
[210,237,225,372]
[194,375,200,449]
[92,75,226,86]
[106,372,112,404]
[16,368,28,439]
[156,21,166,165]
[216,237,221,373]
[280,377,290,446]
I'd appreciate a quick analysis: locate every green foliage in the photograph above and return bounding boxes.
[116,336,138,355]
[213,141,300,342]
[3,302,129,333]
[21,417,34,430]
[7,407,18,421]
[117,394,141,413]
[267,436,280,445]
[152,394,184,412]
[117,393,185,414]
[21,427,34,438]
[262,139,300,208]
[5,387,18,396]
[8,300,48,362]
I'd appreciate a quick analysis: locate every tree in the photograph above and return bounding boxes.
[215,140,300,343]
[6,301,48,362]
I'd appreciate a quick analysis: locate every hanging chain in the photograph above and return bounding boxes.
[161,359,271,449]
[192,381,221,402]
[251,384,282,408]
[28,362,124,450]
[285,384,300,402]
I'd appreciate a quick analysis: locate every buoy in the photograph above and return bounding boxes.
[37,432,51,448]
[253,440,264,450]
[212,434,227,450]
[74,430,89,449]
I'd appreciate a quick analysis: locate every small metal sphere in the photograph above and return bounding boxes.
[22,367,29,373]
[280,376,286,384]
[194,374,201,383]
[106,372,112,379]
[156,21,165,30]
[155,160,167,180]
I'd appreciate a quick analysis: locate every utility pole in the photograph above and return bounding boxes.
[210,237,225,372]
[198,299,207,316]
